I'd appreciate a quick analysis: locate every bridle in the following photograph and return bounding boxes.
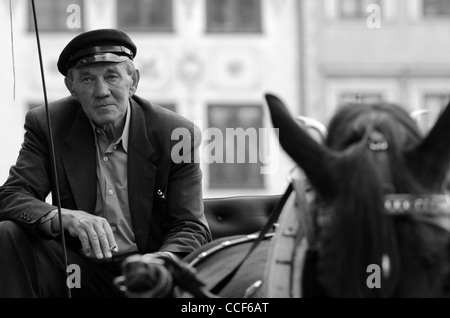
[383,194,450,233]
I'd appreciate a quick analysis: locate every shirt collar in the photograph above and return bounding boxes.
[89,102,131,153]
[121,103,131,153]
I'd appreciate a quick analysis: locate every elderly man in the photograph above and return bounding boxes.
[0,29,211,297]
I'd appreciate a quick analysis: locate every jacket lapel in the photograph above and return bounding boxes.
[128,99,157,252]
[61,109,97,213]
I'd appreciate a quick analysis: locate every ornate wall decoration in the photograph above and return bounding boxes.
[209,47,260,90]
[135,48,172,90]
[177,51,204,89]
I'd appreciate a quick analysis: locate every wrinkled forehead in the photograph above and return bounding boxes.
[70,62,127,77]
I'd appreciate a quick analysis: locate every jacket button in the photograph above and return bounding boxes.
[157,189,166,199]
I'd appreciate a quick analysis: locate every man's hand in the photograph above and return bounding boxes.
[51,208,118,259]
[144,251,177,261]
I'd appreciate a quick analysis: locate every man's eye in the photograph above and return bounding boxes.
[107,75,119,82]
[81,77,93,84]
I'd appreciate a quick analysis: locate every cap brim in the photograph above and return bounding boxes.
[73,53,129,69]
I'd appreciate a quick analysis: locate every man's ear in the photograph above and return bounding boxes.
[64,77,78,100]
[129,69,140,96]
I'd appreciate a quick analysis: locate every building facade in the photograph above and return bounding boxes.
[0,0,449,199]
[302,0,450,132]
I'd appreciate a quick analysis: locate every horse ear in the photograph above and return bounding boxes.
[410,98,450,187]
[264,93,336,199]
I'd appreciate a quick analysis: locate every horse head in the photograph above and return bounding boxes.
[265,93,450,298]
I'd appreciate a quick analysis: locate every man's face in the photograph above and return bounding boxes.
[65,62,139,128]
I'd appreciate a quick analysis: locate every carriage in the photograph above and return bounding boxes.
[114,93,450,298]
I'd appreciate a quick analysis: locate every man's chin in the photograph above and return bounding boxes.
[93,109,118,120]
[92,117,118,129]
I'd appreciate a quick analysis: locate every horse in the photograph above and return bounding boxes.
[115,92,450,298]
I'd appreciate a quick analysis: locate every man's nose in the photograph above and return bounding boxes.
[93,78,110,97]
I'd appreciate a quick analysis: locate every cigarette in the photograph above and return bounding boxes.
[110,245,118,252]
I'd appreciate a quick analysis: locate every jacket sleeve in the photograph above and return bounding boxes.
[0,109,57,238]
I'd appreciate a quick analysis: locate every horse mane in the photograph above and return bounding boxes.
[326,102,424,195]
[318,102,424,297]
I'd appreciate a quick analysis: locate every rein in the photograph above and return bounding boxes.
[29,0,71,297]
[207,183,294,295]
[188,232,275,268]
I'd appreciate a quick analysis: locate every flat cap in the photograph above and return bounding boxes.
[57,28,137,76]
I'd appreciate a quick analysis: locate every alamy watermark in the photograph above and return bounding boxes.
[367,4,382,29]
[66,4,81,29]
[171,124,280,175]
[366,264,381,289]
[366,256,390,289]
[66,264,81,289]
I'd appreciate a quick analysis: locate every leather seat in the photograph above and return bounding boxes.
[203,195,282,240]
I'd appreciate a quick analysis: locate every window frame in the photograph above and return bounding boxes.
[422,0,450,18]
[206,0,262,34]
[420,93,450,132]
[207,104,265,190]
[27,0,85,32]
[337,0,382,19]
[116,0,174,33]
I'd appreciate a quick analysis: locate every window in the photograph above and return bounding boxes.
[421,93,450,132]
[117,0,173,32]
[206,0,262,33]
[338,0,381,19]
[28,0,84,32]
[207,105,264,189]
[339,92,383,104]
[423,0,450,17]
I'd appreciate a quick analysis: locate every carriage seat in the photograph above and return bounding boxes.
[203,194,282,240]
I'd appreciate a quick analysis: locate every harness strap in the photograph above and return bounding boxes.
[384,194,450,232]
[208,183,294,295]
[384,194,450,216]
